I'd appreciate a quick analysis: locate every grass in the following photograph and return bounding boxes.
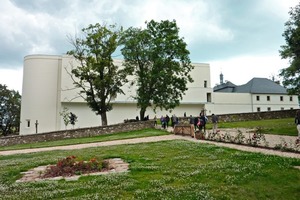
[207,117,297,136]
[0,140,299,199]
[0,128,170,151]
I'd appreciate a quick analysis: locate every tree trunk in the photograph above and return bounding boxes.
[101,112,108,126]
[140,107,146,121]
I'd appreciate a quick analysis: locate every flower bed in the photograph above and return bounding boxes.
[198,128,300,153]
[42,156,111,178]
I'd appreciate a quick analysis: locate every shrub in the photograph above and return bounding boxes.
[42,156,108,178]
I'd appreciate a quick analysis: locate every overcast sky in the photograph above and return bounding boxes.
[0,0,299,92]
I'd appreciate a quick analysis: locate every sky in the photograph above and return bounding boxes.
[0,0,299,93]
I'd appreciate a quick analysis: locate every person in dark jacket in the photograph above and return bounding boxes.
[211,114,219,134]
[295,110,300,143]
[194,116,198,131]
[165,115,170,128]
[199,112,206,133]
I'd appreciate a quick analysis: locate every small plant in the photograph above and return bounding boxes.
[223,132,233,142]
[246,127,267,147]
[234,130,245,144]
[59,107,70,129]
[42,156,110,178]
[274,138,300,152]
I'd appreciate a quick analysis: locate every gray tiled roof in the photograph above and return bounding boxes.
[214,78,287,94]
[213,81,236,92]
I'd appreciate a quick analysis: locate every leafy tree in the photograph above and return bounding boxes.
[0,84,21,136]
[67,23,129,126]
[69,112,78,127]
[121,20,194,120]
[279,3,300,96]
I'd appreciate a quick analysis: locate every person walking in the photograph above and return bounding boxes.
[199,112,206,133]
[194,116,198,131]
[295,110,300,143]
[172,114,177,128]
[160,115,166,129]
[212,113,219,134]
[165,115,170,128]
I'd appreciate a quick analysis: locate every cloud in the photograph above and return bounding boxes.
[0,0,299,93]
[210,55,289,86]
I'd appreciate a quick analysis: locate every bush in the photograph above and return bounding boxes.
[42,156,107,178]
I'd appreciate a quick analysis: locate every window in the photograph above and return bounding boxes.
[256,96,260,101]
[26,119,30,128]
[280,96,283,101]
[267,96,270,101]
[267,107,271,111]
[207,93,211,102]
[257,107,261,112]
[290,96,293,101]
[204,80,207,88]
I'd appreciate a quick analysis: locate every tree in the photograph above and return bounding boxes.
[69,112,78,127]
[0,84,21,136]
[59,107,70,129]
[67,23,129,126]
[121,20,194,120]
[279,3,300,96]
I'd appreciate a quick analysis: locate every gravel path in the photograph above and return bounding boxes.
[0,130,299,158]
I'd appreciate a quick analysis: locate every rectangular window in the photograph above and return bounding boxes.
[26,119,30,128]
[257,107,260,112]
[267,96,270,101]
[267,107,271,111]
[280,96,283,101]
[207,93,211,102]
[204,80,207,88]
[256,96,260,101]
[290,96,293,101]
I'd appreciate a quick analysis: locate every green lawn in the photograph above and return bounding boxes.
[206,118,297,136]
[0,140,299,199]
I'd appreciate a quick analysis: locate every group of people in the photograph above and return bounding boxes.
[154,112,219,133]
[155,114,179,129]
[189,112,219,134]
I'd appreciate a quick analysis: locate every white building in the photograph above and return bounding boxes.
[20,54,299,135]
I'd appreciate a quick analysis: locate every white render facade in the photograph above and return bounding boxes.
[20,54,299,135]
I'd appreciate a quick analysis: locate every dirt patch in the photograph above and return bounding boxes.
[294,166,300,170]
[16,158,129,182]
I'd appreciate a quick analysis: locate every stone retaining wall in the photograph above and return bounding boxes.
[180,109,299,123]
[1,109,299,147]
[0,121,154,147]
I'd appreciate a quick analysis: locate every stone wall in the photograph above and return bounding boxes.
[0,121,155,147]
[1,109,298,147]
[211,109,299,123]
[179,109,299,123]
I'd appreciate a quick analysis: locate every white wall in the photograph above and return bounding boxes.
[21,54,299,135]
[20,55,62,135]
[60,102,100,129]
[207,93,253,115]
[251,94,299,112]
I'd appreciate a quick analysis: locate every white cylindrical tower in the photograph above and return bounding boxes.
[20,55,62,135]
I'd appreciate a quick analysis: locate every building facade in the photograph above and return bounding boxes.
[19,54,299,135]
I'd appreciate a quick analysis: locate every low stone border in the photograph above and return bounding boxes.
[16,158,129,182]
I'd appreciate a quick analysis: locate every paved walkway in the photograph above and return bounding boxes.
[0,131,299,159]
